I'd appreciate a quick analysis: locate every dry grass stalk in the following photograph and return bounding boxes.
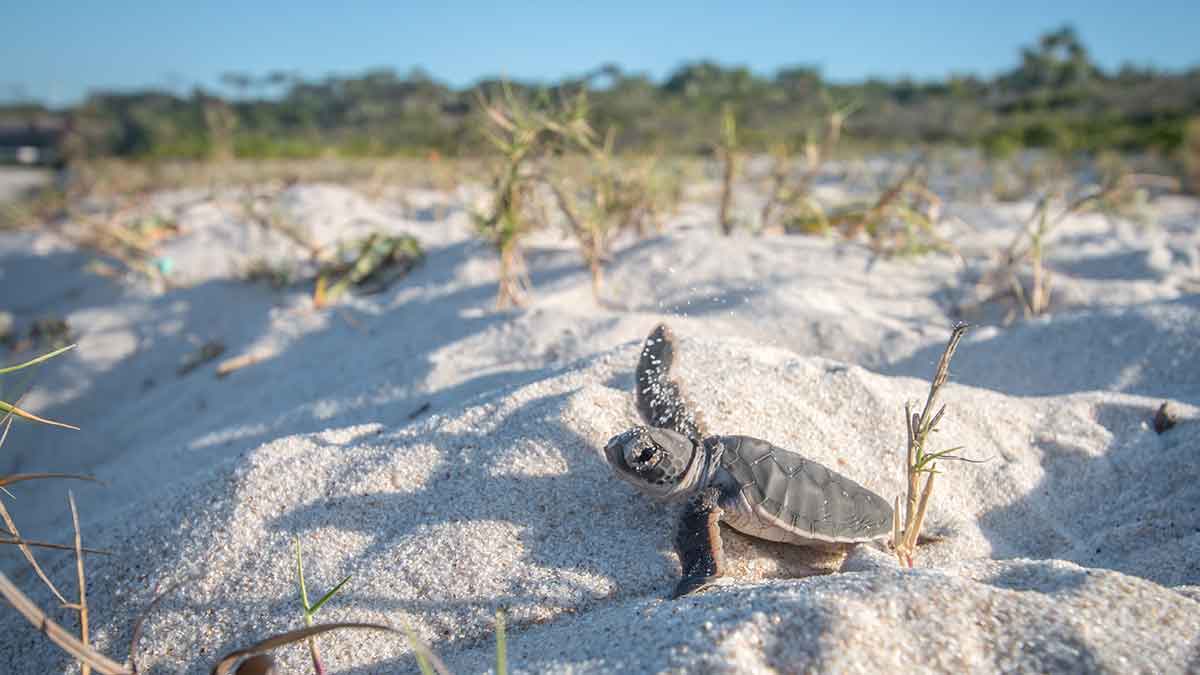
[62,208,178,287]
[788,159,957,259]
[893,322,969,567]
[68,491,92,675]
[844,161,922,239]
[0,572,131,674]
[759,143,792,232]
[544,118,664,302]
[210,623,409,675]
[974,176,1133,322]
[216,349,276,378]
[0,484,69,605]
[1186,116,1200,195]
[0,536,109,555]
[1,346,133,674]
[547,176,606,298]
[0,399,80,430]
[716,104,740,235]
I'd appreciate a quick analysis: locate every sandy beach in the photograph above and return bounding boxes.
[1,162,1198,673]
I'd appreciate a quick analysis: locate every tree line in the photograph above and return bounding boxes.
[3,27,1198,161]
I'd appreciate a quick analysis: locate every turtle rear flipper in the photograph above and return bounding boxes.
[672,486,726,598]
[636,324,707,447]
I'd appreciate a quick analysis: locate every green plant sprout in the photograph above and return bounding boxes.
[294,536,352,675]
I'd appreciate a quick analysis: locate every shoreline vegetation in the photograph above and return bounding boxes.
[2,27,1197,165]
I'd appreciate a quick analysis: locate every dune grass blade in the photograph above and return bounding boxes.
[0,472,98,488]
[0,536,110,555]
[0,495,67,603]
[0,399,80,430]
[68,491,91,675]
[401,622,451,675]
[210,623,402,675]
[308,575,352,615]
[496,609,507,675]
[0,571,131,675]
[0,344,77,375]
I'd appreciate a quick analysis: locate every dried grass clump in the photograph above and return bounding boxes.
[543,106,677,302]
[784,159,957,260]
[968,175,1140,322]
[760,94,855,233]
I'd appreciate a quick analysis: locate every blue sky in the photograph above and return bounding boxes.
[5,1,1199,105]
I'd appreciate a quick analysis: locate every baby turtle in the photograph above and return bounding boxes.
[604,324,894,598]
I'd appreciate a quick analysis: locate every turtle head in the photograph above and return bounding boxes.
[604,426,703,500]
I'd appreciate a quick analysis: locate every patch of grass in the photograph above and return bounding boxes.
[892,322,975,567]
[760,94,855,233]
[473,82,557,308]
[313,233,424,308]
[783,159,957,260]
[543,108,671,302]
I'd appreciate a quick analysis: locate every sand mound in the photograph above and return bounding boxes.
[4,332,1198,672]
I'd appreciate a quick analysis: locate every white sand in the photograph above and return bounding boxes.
[1,171,1198,673]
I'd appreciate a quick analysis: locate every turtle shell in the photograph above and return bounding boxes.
[717,435,893,545]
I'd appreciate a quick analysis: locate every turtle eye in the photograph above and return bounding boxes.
[625,442,659,468]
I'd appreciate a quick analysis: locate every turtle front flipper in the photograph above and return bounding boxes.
[636,324,707,447]
[672,486,726,598]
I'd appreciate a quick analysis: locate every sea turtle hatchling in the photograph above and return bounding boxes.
[604,324,894,598]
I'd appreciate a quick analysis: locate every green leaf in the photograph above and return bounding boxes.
[308,574,352,615]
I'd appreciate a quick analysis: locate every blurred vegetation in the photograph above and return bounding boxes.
[3,27,1198,166]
